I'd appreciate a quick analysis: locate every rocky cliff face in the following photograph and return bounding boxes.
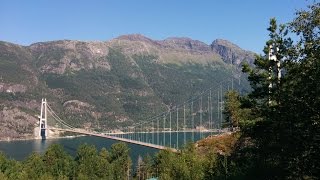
[211,39,255,67]
[0,35,255,140]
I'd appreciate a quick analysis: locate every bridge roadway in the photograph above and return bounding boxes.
[48,128,177,152]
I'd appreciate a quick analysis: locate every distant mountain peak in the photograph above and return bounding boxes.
[211,39,242,50]
[164,37,208,45]
[162,37,210,52]
[116,34,154,43]
[164,37,193,41]
[211,39,255,66]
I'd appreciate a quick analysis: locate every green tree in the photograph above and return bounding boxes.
[203,151,219,179]
[38,173,55,180]
[224,90,242,130]
[96,147,113,179]
[141,154,154,179]
[0,153,23,180]
[237,2,320,179]
[224,90,254,133]
[22,152,45,179]
[155,144,205,180]
[154,149,177,180]
[42,144,74,178]
[276,2,320,178]
[0,171,8,180]
[74,144,100,179]
[109,143,132,180]
[0,152,8,173]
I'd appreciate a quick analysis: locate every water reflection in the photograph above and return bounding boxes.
[32,139,49,153]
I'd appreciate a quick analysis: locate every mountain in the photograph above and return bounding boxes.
[211,39,255,66]
[0,34,255,140]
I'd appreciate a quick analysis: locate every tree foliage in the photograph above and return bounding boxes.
[223,90,253,131]
[0,141,232,180]
[153,144,206,180]
[0,143,132,180]
[230,2,320,179]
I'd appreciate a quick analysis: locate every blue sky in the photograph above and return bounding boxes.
[0,0,311,53]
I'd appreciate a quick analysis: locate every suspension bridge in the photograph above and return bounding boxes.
[38,80,238,151]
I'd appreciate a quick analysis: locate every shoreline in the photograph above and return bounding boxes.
[0,134,87,142]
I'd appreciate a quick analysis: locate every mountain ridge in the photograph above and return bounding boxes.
[0,35,254,140]
[22,34,256,68]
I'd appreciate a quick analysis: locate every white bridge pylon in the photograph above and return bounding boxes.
[39,98,48,138]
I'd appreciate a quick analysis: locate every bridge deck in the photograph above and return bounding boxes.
[49,128,177,152]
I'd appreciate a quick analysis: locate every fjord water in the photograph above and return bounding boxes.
[0,132,215,161]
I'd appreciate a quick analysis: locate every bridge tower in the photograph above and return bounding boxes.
[39,98,48,139]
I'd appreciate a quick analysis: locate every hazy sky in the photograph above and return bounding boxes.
[0,0,311,53]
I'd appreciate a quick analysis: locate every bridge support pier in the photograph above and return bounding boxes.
[39,98,48,139]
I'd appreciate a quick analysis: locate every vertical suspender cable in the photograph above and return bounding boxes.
[170,111,172,148]
[157,118,159,145]
[176,107,179,149]
[217,91,220,130]
[200,96,203,139]
[183,104,186,145]
[163,114,166,146]
[208,94,210,135]
[210,90,213,134]
[152,121,154,144]
[220,85,223,130]
[191,101,194,142]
